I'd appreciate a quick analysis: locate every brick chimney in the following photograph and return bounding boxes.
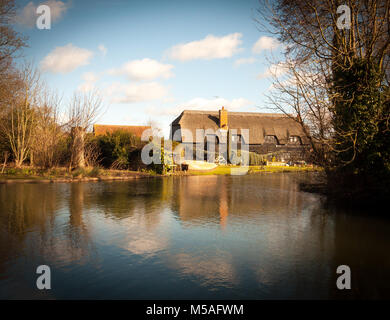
[219,106,228,130]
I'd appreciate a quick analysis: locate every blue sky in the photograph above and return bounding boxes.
[14,0,283,137]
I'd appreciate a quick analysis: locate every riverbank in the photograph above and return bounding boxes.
[190,165,321,175]
[0,167,156,183]
[0,165,322,183]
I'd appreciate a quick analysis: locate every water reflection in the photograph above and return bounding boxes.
[171,252,237,288]
[0,173,389,299]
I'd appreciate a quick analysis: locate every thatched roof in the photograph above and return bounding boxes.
[93,124,151,138]
[171,110,308,144]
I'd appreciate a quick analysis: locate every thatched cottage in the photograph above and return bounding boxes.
[170,107,309,161]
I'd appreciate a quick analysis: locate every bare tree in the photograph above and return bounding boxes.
[0,0,27,111]
[30,90,65,168]
[256,0,390,171]
[0,0,26,70]
[0,64,41,167]
[265,57,335,168]
[67,90,103,169]
[84,139,101,167]
[256,0,389,72]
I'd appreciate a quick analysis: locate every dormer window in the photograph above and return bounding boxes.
[264,135,278,144]
[289,136,301,144]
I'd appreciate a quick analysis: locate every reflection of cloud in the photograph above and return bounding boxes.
[125,237,168,255]
[118,208,169,256]
[171,253,237,287]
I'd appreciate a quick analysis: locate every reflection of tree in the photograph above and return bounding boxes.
[329,208,390,299]
[69,183,85,228]
[0,183,62,275]
[0,184,60,234]
[89,179,170,231]
[0,183,98,281]
[263,203,336,299]
[66,183,92,256]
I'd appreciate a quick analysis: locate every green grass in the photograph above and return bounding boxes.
[188,165,322,175]
[188,165,233,175]
[0,164,322,181]
[0,166,153,181]
[249,165,322,173]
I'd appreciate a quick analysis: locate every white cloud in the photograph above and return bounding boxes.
[167,33,243,61]
[78,72,99,92]
[106,82,168,103]
[98,44,107,56]
[252,36,280,54]
[78,82,95,93]
[181,97,251,110]
[234,57,257,67]
[40,44,93,74]
[268,69,319,91]
[257,62,289,79]
[109,58,174,81]
[14,0,70,28]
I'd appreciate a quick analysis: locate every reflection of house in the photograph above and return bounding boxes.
[170,107,309,160]
[93,124,150,138]
[172,175,305,228]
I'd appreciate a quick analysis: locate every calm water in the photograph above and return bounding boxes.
[0,173,389,299]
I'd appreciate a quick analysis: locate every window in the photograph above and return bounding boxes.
[289,136,301,144]
[264,135,278,144]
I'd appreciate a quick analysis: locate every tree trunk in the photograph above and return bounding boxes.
[71,127,85,169]
[30,151,34,166]
[14,155,22,168]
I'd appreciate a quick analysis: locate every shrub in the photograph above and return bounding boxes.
[96,131,144,169]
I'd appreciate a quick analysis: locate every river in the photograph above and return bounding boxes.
[0,173,389,299]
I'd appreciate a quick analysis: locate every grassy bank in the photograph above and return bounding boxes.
[0,164,322,183]
[187,165,322,176]
[0,166,156,183]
